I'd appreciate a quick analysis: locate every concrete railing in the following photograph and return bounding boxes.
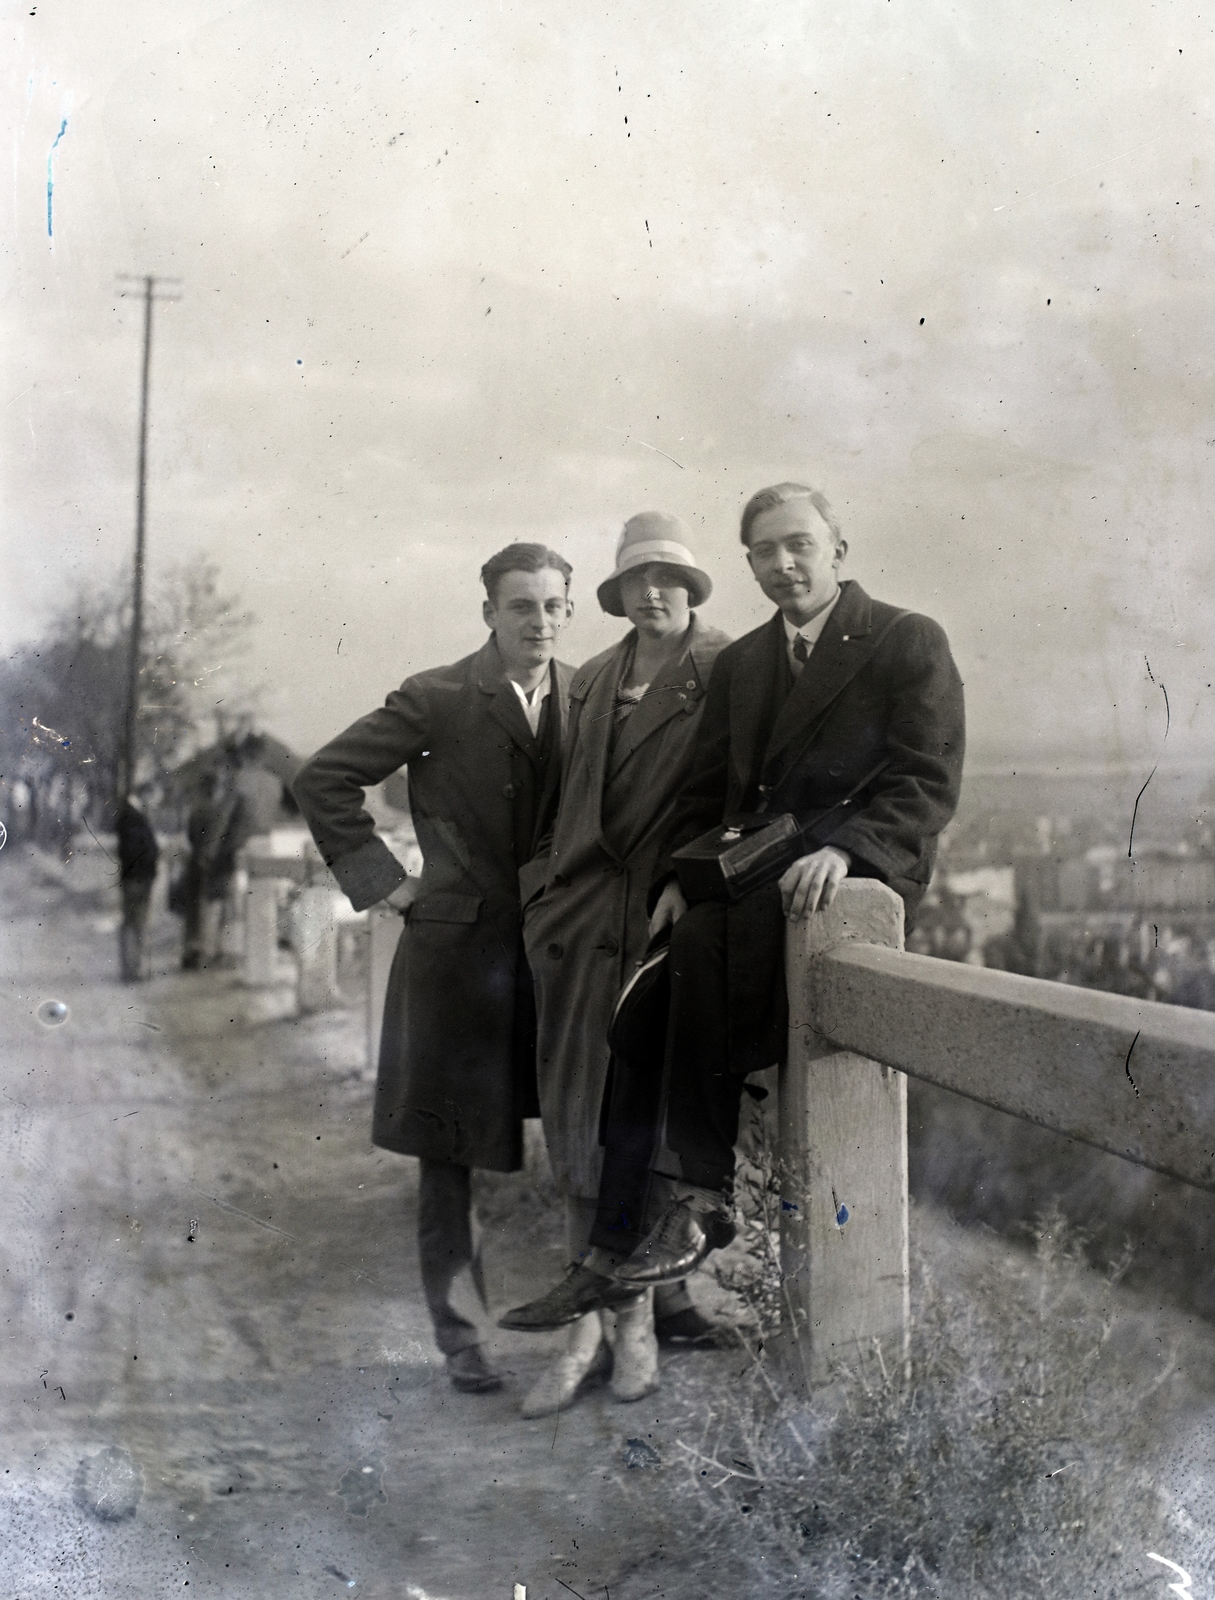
[779,879,1215,1388]
[243,853,343,1012]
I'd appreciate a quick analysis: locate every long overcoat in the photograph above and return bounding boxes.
[292,638,572,1172]
[520,614,731,1198]
[653,579,966,1078]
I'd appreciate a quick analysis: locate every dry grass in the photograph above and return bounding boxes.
[663,1217,1193,1598]
[648,1100,1207,1598]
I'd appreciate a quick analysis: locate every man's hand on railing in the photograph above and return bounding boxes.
[648,880,689,940]
[779,846,851,921]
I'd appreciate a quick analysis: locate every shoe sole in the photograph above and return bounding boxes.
[449,1374,503,1393]
[498,1288,644,1332]
[613,1226,736,1286]
[611,1379,660,1404]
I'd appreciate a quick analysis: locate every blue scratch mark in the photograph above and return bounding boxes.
[835,1203,849,1227]
[46,116,68,237]
[780,1198,799,1212]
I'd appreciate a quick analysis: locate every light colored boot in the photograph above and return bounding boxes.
[605,1287,659,1403]
[519,1312,609,1419]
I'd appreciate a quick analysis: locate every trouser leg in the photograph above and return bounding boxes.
[659,901,746,1195]
[120,880,152,983]
[590,1048,665,1256]
[565,1195,600,1264]
[200,899,225,964]
[589,901,742,1257]
[417,1159,481,1357]
[182,874,203,968]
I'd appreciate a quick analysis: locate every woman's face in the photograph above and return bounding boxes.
[618,562,692,640]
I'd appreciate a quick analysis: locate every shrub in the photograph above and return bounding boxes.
[674,1213,1186,1596]
[667,1106,1194,1600]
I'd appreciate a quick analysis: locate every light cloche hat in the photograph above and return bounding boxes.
[596,511,713,618]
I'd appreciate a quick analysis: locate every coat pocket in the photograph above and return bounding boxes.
[408,891,482,925]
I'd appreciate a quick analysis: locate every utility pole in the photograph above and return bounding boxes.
[116,274,180,800]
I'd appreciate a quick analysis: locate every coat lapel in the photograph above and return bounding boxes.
[729,614,786,798]
[573,640,625,816]
[761,581,877,775]
[475,636,546,759]
[606,617,711,782]
[533,659,574,846]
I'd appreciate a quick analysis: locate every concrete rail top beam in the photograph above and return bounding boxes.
[809,943,1215,1192]
[244,854,334,887]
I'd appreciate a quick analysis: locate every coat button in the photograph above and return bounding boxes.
[686,680,696,689]
[683,703,696,714]
[503,782,517,799]
[828,762,844,777]
[547,942,563,960]
[603,937,619,956]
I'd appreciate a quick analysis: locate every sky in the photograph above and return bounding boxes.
[4,0,1214,782]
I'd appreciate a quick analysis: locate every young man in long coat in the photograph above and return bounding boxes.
[292,543,575,1392]
[504,482,965,1328]
[508,513,731,1416]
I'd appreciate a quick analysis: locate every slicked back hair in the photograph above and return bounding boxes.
[480,542,574,604]
[739,482,844,548]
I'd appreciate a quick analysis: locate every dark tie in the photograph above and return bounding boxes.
[792,634,810,674]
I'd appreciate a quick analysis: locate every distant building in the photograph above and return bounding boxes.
[1017,847,1215,915]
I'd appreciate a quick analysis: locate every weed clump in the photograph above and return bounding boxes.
[671,1123,1190,1598]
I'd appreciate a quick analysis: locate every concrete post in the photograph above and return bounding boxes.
[366,905,403,1071]
[779,878,907,1390]
[293,886,342,1012]
[241,876,283,985]
[243,877,281,987]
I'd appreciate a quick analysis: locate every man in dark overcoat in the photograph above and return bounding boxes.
[292,543,575,1392]
[502,482,964,1327]
[115,794,160,983]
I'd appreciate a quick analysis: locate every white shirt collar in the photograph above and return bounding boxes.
[783,587,842,656]
[509,669,552,736]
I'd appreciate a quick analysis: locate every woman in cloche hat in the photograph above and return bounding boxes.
[504,513,731,1417]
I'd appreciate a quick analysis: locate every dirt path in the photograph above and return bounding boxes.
[1,855,761,1600]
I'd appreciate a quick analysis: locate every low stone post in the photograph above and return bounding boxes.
[244,876,281,987]
[779,878,907,1390]
[366,904,403,1071]
[293,885,342,1012]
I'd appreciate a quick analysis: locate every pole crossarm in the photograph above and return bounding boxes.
[804,944,1215,1193]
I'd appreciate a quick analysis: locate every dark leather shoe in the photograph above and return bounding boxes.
[655,1305,726,1348]
[446,1345,502,1393]
[498,1264,645,1331]
[612,1198,735,1285]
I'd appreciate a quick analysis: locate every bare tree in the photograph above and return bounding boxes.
[0,555,257,846]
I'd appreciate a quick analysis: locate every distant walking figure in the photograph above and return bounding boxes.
[115,797,159,983]
[181,763,248,971]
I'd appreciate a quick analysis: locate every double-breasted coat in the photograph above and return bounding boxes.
[653,580,966,1078]
[292,637,573,1172]
[520,614,731,1198]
